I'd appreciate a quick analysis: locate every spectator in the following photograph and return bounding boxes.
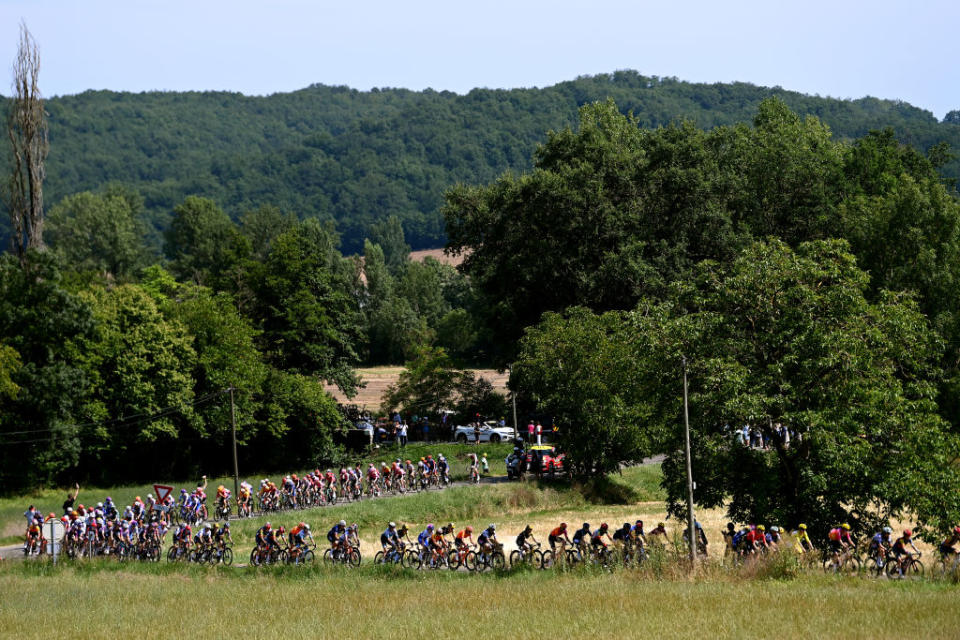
[474,422,481,445]
[422,420,429,442]
[527,421,535,442]
[398,421,408,447]
[62,483,80,515]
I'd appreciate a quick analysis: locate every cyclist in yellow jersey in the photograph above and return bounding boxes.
[792,523,814,554]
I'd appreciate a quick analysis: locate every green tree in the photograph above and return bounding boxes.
[514,307,659,477]
[248,219,364,393]
[369,215,410,273]
[240,204,298,260]
[0,251,96,491]
[635,240,960,538]
[72,284,198,481]
[46,190,148,278]
[163,196,244,285]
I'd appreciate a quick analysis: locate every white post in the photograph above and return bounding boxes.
[49,520,56,565]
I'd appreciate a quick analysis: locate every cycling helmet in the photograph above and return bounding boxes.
[466,526,474,533]
[405,460,411,464]
[798,523,807,530]
[277,526,285,534]
[97,502,103,508]
[48,512,55,519]
[135,496,140,501]
[180,489,187,494]
[147,494,152,500]
[903,529,912,538]
[489,524,496,531]
[582,523,590,530]
[770,526,780,533]
[695,521,702,530]
[841,523,851,531]
[265,522,272,530]
[600,523,608,531]
[622,523,630,530]
[204,523,211,529]
[299,522,306,529]
[427,524,435,531]
[105,497,113,502]
[757,525,765,531]
[339,519,346,527]
[559,523,567,529]
[388,522,396,528]
[882,526,892,534]
[304,524,310,531]
[395,458,401,463]
[223,523,230,529]
[525,524,533,532]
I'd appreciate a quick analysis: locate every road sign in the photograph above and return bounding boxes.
[47,520,65,560]
[153,484,174,503]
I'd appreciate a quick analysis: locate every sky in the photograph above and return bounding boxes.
[0,0,957,119]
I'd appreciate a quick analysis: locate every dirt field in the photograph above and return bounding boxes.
[409,248,465,267]
[325,366,508,413]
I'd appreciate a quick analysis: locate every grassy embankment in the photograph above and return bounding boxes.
[1,560,959,638]
[0,442,514,544]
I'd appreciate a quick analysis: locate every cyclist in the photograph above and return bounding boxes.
[591,523,613,558]
[631,520,647,547]
[938,526,960,566]
[792,523,814,555]
[397,523,413,549]
[828,523,854,567]
[722,522,736,555]
[215,522,233,551]
[467,452,479,483]
[481,453,489,476]
[381,522,401,558]
[648,522,668,546]
[765,526,783,549]
[429,525,448,566]
[868,526,893,565]
[417,523,435,554]
[456,525,475,551]
[366,463,380,494]
[516,525,539,558]
[437,455,450,484]
[571,522,591,553]
[345,524,360,552]
[477,523,498,557]
[683,521,709,556]
[289,522,313,558]
[612,523,632,546]
[549,523,571,552]
[440,522,456,547]
[328,520,347,556]
[255,522,273,551]
[891,529,919,573]
[745,524,767,555]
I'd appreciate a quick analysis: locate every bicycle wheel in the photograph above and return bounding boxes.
[509,550,522,567]
[864,557,885,578]
[348,549,361,567]
[323,549,335,565]
[842,555,861,576]
[532,549,545,569]
[250,548,261,567]
[302,549,315,565]
[167,546,178,563]
[222,547,233,566]
[489,551,506,570]
[541,550,555,569]
[464,551,478,572]
[403,549,421,569]
[374,551,385,565]
[447,549,460,571]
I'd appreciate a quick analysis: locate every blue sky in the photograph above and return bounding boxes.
[1,0,957,118]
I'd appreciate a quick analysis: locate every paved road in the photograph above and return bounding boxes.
[0,456,665,564]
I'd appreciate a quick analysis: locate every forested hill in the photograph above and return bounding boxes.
[21,70,960,253]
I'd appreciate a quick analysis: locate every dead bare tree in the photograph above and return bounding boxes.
[5,22,48,261]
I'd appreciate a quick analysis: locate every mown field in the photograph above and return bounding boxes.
[2,560,959,638]
[0,442,514,544]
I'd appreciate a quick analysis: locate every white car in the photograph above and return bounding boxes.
[454,421,514,444]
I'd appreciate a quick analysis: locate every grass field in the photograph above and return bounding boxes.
[1,561,958,638]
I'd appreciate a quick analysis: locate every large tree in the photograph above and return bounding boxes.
[641,240,960,538]
[4,23,48,261]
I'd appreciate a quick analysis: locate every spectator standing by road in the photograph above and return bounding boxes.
[398,421,408,447]
[527,421,535,442]
[474,422,481,445]
[62,483,80,515]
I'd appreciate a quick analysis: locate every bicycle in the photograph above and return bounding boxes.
[474,542,506,572]
[886,551,923,579]
[286,543,316,566]
[509,542,545,569]
[822,547,861,575]
[934,552,960,579]
[374,544,407,566]
[323,543,361,567]
[250,544,286,566]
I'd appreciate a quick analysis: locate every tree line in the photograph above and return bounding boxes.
[446,98,960,538]
[2,70,959,254]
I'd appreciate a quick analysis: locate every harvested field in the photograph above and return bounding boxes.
[326,366,508,413]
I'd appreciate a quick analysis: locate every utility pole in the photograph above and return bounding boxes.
[509,365,518,441]
[682,356,697,567]
[229,387,239,501]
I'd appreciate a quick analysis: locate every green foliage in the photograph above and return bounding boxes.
[2,71,957,255]
[164,196,245,285]
[635,240,960,539]
[46,190,149,278]
[0,251,96,490]
[514,307,661,477]
[368,215,410,273]
[0,343,21,399]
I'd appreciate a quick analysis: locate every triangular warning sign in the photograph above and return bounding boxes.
[153,484,174,503]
